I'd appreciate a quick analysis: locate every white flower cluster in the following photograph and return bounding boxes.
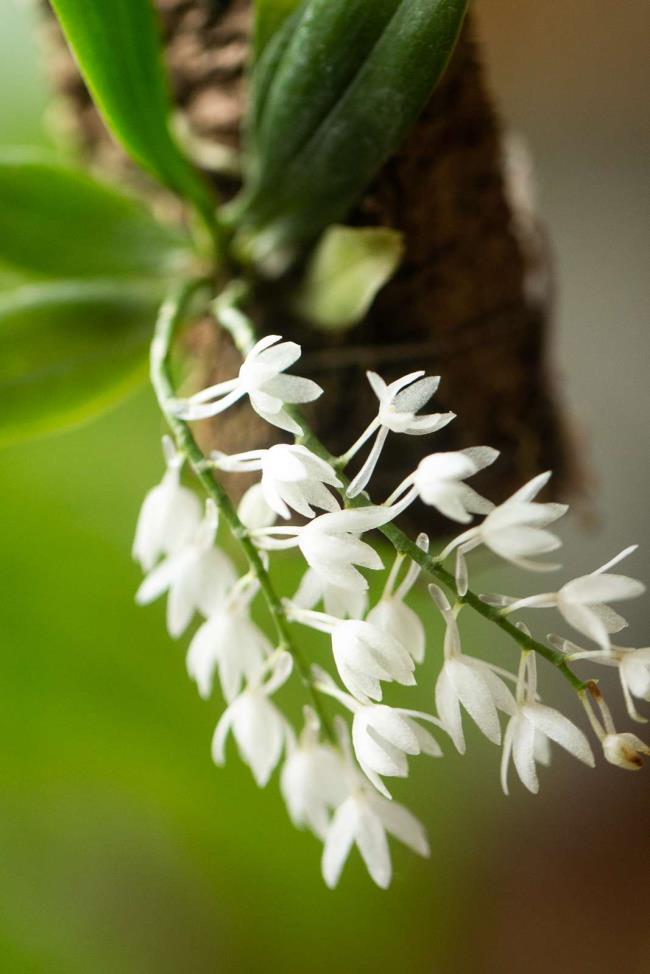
[135,333,650,889]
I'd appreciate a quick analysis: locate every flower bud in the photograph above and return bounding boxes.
[602,733,650,771]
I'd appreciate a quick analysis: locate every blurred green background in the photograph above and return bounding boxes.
[1,2,648,972]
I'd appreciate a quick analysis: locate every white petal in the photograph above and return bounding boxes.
[512,715,539,793]
[534,730,552,767]
[393,374,439,413]
[255,340,302,373]
[447,658,501,744]
[488,525,562,560]
[367,600,425,664]
[323,584,368,620]
[405,718,443,757]
[355,804,392,889]
[186,617,220,699]
[253,403,303,435]
[370,708,420,754]
[247,333,284,360]
[457,484,495,516]
[135,552,182,605]
[263,372,323,404]
[560,602,611,650]
[211,704,236,765]
[371,795,430,856]
[590,602,628,634]
[354,724,408,783]
[472,662,517,716]
[167,571,198,638]
[292,567,324,610]
[422,484,474,524]
[233,694,286,786]
[461,446,500,471]
[322,798,358,888]
[347,426,389,498]
[508,471,552,502]
[336,660,382,703]
[621,657,650,701]
[196,547,238,618]
[238,483,277,529]
[524,704,594,767]
[562,573,645,606]
[435,665,464,753]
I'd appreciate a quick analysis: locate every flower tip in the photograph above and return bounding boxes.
[603,733,650,771]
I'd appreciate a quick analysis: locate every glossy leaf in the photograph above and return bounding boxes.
[0,150,191,279]
[236,0,469,267]
[247,0,400,191]
[294,225,404,331]
[0,281,158,447]
[49,0,215,221]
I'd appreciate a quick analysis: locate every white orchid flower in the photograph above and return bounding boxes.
[386,447,498,523]
[500,546,645,652]
[280,708,347,840]
[132,436,202,571]
[429,585,516,752]
[186,577,273,702]
[366,534,430,664]
[315,670,443,799]
[321,721,429,890]
[213,443,341,520]
[171,334,323,434]
[344,370,455,498]
[136,499,237,637]
[500,652,594,795]
[252,505,395,592]
[212,652,294,787]
[287,604,415,703]
[438,471,568,595]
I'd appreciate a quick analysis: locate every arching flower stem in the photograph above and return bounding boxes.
[151,279,335,740]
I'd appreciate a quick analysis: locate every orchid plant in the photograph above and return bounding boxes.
[1,0,647,890]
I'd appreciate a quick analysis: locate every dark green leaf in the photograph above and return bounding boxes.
[0,280,158,447]
[247,0,400,190]
[0,150,191,279]
[49,0,215,222]
[235,0,469,267]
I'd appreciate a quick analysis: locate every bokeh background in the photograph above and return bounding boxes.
[1,1,648,971]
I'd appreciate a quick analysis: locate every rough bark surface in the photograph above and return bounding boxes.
[43,0,575,527]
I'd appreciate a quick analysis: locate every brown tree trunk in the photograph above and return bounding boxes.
[44,0,576,529]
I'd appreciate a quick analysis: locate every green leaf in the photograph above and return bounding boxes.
[235,0,469,267]
[253,0,302,58]
[0,281,158,447]
[247,0,401,192]
[49,0,215,223]
[294,225,404,331]
[0,150,191,280]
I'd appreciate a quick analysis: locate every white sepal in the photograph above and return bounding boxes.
[172,334,323,433]
[211,652,294,786]
[136,499,237,637]
[132,436,202,571]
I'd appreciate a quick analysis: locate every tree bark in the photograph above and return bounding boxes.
[44,0,577,528]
